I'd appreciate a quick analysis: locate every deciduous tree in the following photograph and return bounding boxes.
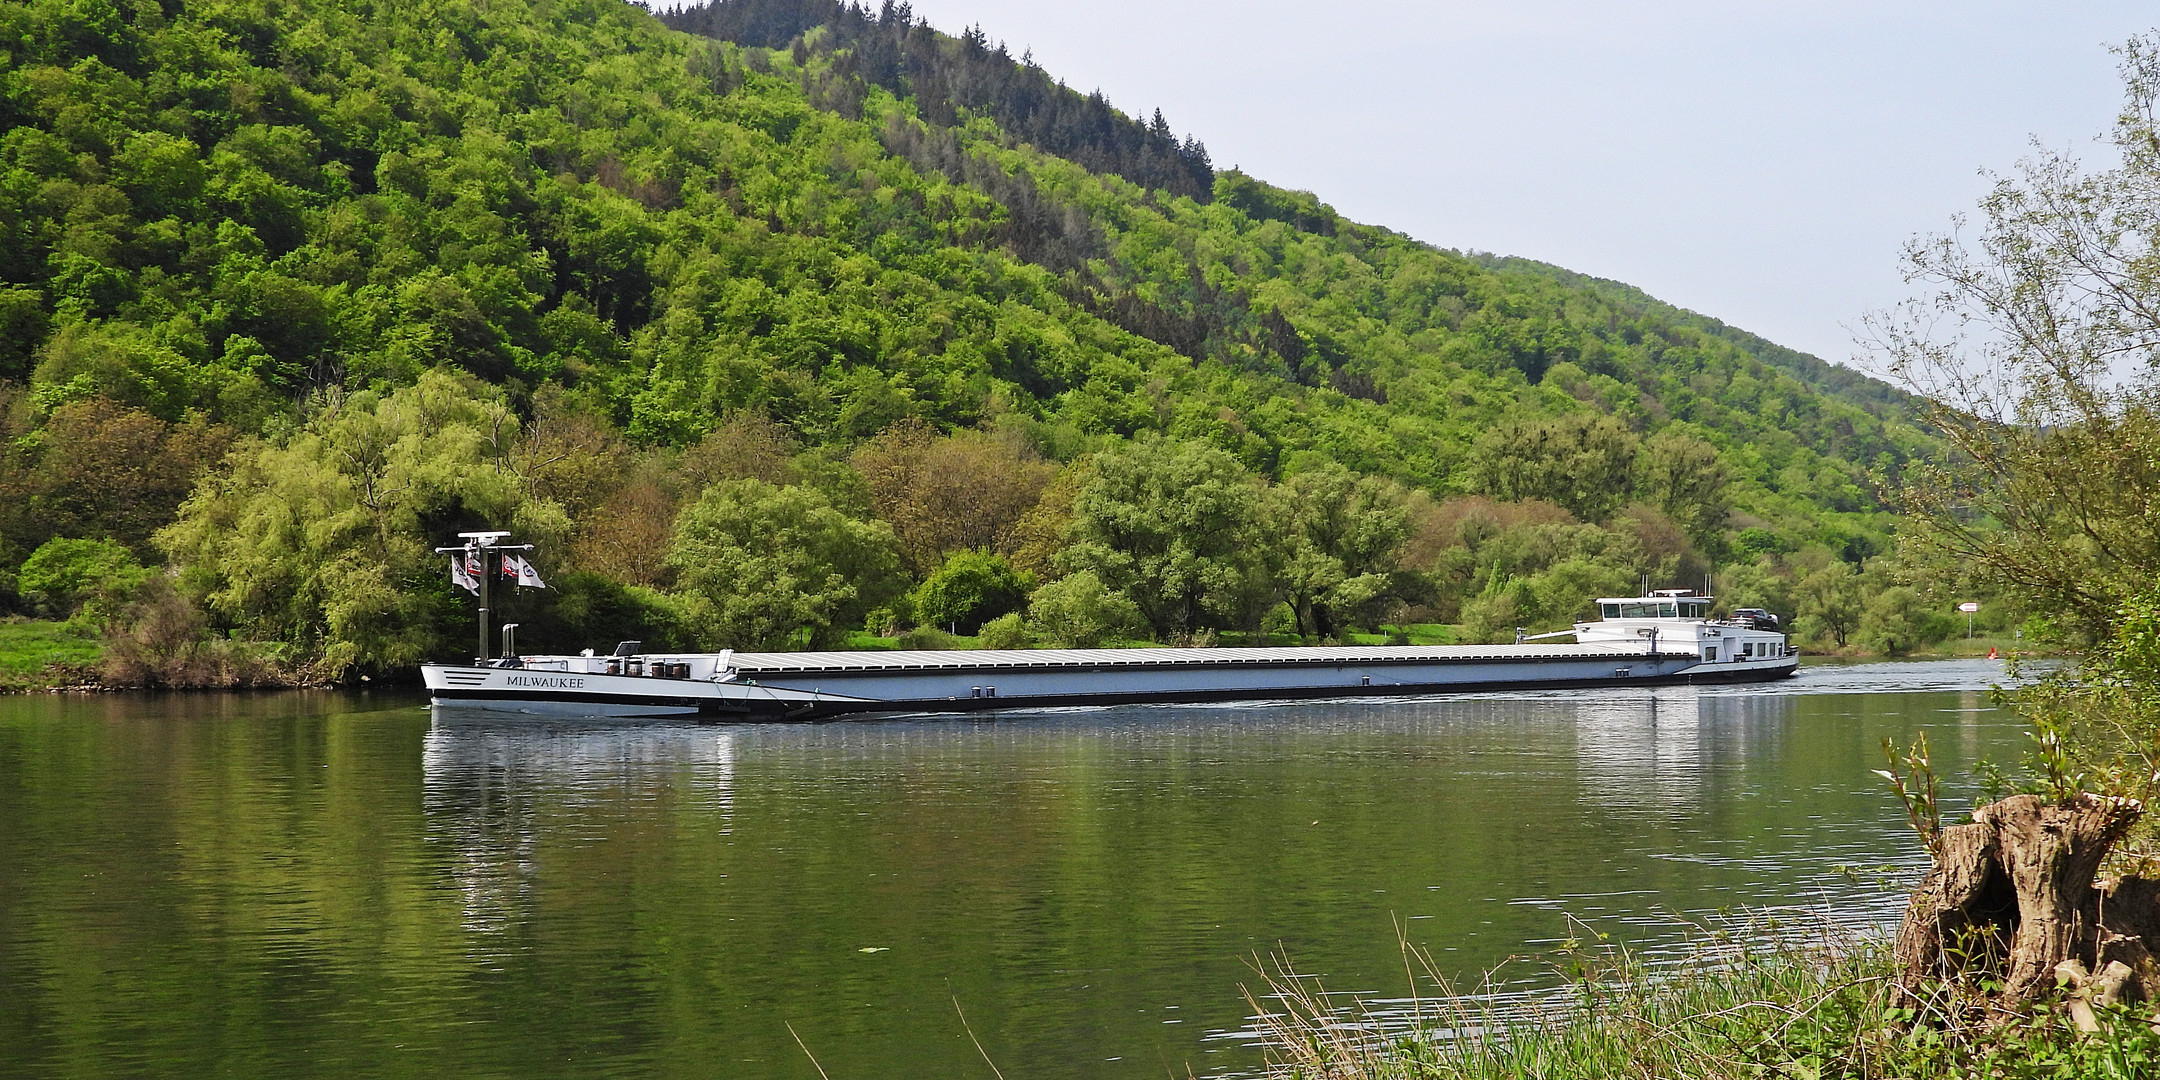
[1793,560,1863,649]
[159,371,556,674]
[0,397,232,559]
[852,420,1054,576]
[1059,436,1260,640]
[1872,35,2160,647]
[1633,429,1730,548]
[667,478,903,650]
[1264,463,1411,639]
[1466,413,1638,521]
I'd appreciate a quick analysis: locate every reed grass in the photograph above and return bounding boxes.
[1243,917,2160,1079]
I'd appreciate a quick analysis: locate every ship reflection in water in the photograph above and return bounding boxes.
[422,720,737,938]
[1569,687,1796,812]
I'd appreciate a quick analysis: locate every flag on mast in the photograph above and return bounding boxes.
[505,553,547,589]
[450,553,479,594]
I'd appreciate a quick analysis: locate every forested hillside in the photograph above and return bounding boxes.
[0,0,1958,683]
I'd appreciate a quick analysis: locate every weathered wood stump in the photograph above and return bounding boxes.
[1894,793,2150,1010]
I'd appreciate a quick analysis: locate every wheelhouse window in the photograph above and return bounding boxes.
[1602,604,1621,618]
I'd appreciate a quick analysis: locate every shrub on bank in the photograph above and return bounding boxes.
[912,552,1030,635]
[975,613,1033,650]
[1027,571,1143,649]
[18,538,145,623]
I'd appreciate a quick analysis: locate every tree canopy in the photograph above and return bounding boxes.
[668,478,903,649]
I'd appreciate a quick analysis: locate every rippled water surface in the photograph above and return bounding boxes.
[0,660,2029,1078]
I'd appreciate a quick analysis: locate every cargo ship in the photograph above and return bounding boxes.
[423,590,1796,720]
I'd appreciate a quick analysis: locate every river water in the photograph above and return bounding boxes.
[0,660,2027,1079]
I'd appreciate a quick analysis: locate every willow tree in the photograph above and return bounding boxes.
[1264,463,1413,640]
[1059,436,1262,642]
[159,371,565,674]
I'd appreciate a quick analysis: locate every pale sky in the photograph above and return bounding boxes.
[891,1,2152,370]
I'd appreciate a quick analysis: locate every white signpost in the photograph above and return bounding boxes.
[1958,601,1980,638]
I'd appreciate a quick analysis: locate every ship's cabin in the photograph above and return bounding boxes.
[1596,593,1714,621]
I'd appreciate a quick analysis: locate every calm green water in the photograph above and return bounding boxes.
[0,661,2024,1079]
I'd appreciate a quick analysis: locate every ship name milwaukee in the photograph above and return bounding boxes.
[506,675,585,689]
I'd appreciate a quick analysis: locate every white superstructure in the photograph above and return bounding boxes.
[1575,589,1793,667]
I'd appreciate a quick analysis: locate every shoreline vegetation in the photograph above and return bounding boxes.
[1249,923,2160,1079]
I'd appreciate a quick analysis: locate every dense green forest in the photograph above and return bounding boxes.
[0,0,1972,684]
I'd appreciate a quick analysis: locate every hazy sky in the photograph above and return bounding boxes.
[888,1,2152,369]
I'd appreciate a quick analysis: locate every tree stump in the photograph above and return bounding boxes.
[1894,793,2144,1008]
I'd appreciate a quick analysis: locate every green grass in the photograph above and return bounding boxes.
[841,631,907,650]
[1249,926,2160,1079]
[0,619,103,689]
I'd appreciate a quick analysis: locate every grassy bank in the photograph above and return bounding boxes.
[0,616,314,693]
[0,619,101,691]
[1799,633,2036,662]
[1250,928,2160,1079]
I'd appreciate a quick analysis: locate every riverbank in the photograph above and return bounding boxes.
[1254,929,2160,1078]
[1807,632,2038,661]
[0,617,321,693]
